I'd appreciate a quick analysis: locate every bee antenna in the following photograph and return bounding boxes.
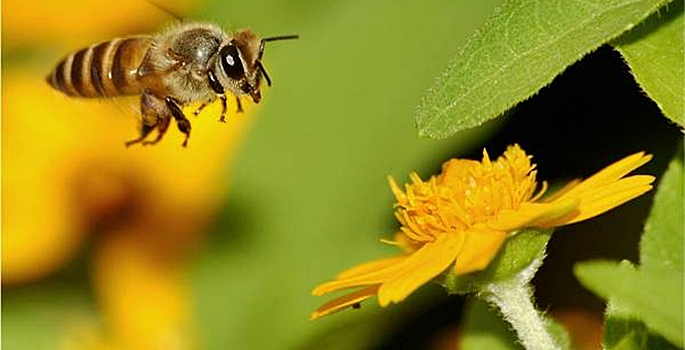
[256,35,297,86]
[262,35,300,42]
[256,61,272,87]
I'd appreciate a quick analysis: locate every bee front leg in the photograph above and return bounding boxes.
[193,99,213,116]
[165,96,192,147]
[218,94,228,123]
[207,70,229,123]
[235,96,243,114]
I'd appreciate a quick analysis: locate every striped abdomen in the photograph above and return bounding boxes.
[47,36,153,98]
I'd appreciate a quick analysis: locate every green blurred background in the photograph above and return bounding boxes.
[2,0,681,349]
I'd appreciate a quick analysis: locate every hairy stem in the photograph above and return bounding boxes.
[480,258,561,350]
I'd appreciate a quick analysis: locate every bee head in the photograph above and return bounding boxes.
[209,31,298,103]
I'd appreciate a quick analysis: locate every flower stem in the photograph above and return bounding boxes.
[482,278,561,350]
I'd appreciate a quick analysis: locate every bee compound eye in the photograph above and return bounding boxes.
[219,44,245,81]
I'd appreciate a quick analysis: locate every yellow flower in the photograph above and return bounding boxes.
[2,0,250,343]
[3,63,253,348]
[3,0,194,50]
[311,145,654,320]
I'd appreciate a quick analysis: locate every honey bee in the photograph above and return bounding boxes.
[46,22,298,147]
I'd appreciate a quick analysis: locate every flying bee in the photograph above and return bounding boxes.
[46,22,298,147]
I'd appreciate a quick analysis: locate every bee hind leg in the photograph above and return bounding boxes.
[126,91,174,147]
[165,96,192,147]
[125,122,156,147]
[141,116,171,146]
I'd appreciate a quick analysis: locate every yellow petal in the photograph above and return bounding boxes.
[310,285,380,320]
[549,153,652,202]
[540,179,581,203]
[388,176,406,204]
[552,175,655,226]
[93,232,195,350]
[377,232,465,306]
[311,255,409,296]
[336,256,406,279]
[489,199,579,231]
[453,228,507,275]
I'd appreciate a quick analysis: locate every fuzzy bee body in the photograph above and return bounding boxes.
[47,22,297,147]
[48,36,153,98]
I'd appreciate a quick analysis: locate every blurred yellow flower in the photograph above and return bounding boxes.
[311,145,654,319]
[3,63,253,347]
[3,64,251,348]
[2,0,193,50]
[3,1,253,347]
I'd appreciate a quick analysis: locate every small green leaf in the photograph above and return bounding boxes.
[461,299,522,350]
[574,261,683,347]
[604,300,680,350]
[416,0,674,139]
[443,228,552,293]
[640,149,684,274]
[610,331,648,350]
[613,2,684,126]
[604,301,651,350]
[546,317,572,350]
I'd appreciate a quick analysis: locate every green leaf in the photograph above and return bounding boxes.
[546,318,572,350]
[611,332,647,350]
[443,228,552,294]
[574,261,683,347]
[605,300,651,350]
[416,0,674,139]
[613,2,684,126]
[640,148,684,274]
[461,299,523,350]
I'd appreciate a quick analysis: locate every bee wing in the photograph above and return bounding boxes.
[108,95,144,123]
[136,39,185,94]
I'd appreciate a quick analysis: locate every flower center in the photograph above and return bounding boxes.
[390,145,540,244]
